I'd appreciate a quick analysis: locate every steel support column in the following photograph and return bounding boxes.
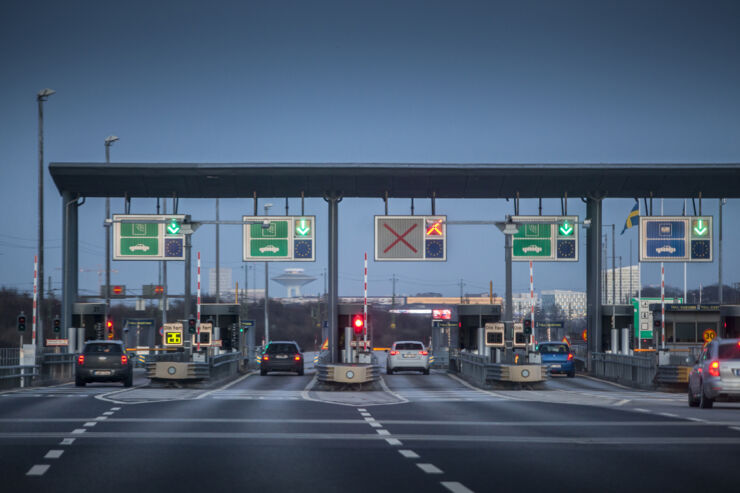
[184,233,192,319]
[326,193,341,363]
[504,233,512,322]
[586,196,603,356]
[62,191,79,342]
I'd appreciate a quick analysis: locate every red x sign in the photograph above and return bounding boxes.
[383,222,418,253]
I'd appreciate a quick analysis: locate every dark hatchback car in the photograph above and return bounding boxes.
[75,341,133,387]
[260,341,304,376]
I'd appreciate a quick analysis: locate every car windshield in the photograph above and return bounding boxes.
[539,344,569,354]
[395,343,423,351]
[266,343,299,354]
[718,342,740,360]
[84,344,122,354]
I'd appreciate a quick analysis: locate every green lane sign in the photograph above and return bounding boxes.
[511,215,579,262]
[114,214,187,261]
[243,216,315,261]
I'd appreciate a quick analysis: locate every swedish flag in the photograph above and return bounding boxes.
[621,200,640,235]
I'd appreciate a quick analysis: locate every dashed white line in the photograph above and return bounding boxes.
[71,429,86,434]
[44,450,64,459]
[730,427,740,433]
[26,465,50,476]
[399,449,419,458]
[60,438,75,445]
[417,463,443,474]
[614,399,630,406]
[386,438,402,446]
[634,408,650,413]
[111,407,121,411]
[357,408,367,412]
[369,422,382,428]
[687,417,706,422]
[361,412,371,417]
[84,422,97,427]
[441,481,475,493]
[96,416,108,420]
[364,417,376,422]
[376,429,391,436]
[102,412,114,416]
[660,413,678,418]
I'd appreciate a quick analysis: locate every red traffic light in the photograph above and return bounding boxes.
[154,285,164,294]
[352,314,364,334]
[106,320,113,329]
[112,285,123,295]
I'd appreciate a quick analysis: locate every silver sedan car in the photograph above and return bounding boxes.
[386,340,430,375]
[688,338,740,408]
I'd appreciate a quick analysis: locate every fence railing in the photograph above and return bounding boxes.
[589,352,656,388]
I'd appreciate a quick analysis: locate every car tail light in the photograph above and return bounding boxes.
[294,355,301,361]
[708,360,720,377]
[262,355,269,361]
[390,351,399,356]
[419,350,428,356]
[77,355,85,365]
[567,353,574,361]
[121,354,128,365]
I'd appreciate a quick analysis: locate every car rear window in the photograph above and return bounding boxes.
[395,343,423,351]
[539,344,569,354]
[84,343,122,354]
[266,343,299,354]
[718,343,740,360]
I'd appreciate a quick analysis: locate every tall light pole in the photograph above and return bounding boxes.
[104,136,119,326]
[263,203,273,344]
[37,88,55,354]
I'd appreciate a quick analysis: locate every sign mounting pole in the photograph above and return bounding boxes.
[32,255,38,350]
[530,260,535,345]
[364,252,368,351]
[197,251,201,352]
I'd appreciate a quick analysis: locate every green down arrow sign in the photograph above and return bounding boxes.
[693,219,707,236]
[296,219,311,236]
[167,219,181,234]
[559,221,574,236]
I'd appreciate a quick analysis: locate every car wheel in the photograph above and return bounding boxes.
[567,370,575,378]
[75,376,85,387]
[123,373,133,387]
[387,367,393,375]
[423,369,430,375]
[688,384,700,407]
[260,369,267,376]
[298,368,304,376]
[699,381,714,409]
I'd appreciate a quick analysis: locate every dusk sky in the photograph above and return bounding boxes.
[1,0,738,300]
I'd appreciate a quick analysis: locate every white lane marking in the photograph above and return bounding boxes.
[614,399,630,406]
[660,413,678,418]
[369,422,382,428]
[361,412,372,417]
[399,449,419,458]
[96,416,107,420]
[730,427,740,432]
[357,408,367,412]
[364,417,376,422]
[417,463,443,474]
[195,370,257,399]
[44,450,64,459]
[26,465,50,476]
[446,373,519,401]
[111,407,121,411]
[634,408,650,413]
[96,384,148,404]
[441,481,475,493]
[386,438,403,446]
[377,375,409,403]
[71,429,86,434]
[687,417,706,422]
[377,429,391,436]
[578,374,637,390]
[102,412,114,416]
[60,438,75,445]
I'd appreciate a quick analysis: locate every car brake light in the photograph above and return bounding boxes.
[419,351,428,356]
[390,351,399,356]
[121,355,128,365]
[294,355,301,361]
[708,360,720,377]
[567,353,574,361]
[77,355,85,365]
[262,355,269,361]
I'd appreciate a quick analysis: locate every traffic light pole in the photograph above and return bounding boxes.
[325,193,341,364]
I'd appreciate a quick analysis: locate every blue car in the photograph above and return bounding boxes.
[538,342,575,378]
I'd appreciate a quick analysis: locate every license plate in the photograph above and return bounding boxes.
[549,364,561,369]
[403,354,416,358]
[734,369,740,377]
[94,370,112,376]
[276,354,288,359]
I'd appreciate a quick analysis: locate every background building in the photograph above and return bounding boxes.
[541,290,587,320]
[602,265,640,304]
[208,268,233,297]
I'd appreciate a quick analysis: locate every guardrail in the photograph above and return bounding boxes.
[655,365,691,385]
[589,352,656,388]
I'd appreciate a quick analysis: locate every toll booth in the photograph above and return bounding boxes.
[334,303,370,361]
[199,303,240,351]
[721,306,740,338]
[454,304,501,354]
[650,303,721,349]
[601,304,634,352]
[71,303,106,347]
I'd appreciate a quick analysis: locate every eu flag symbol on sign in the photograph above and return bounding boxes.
[164,238,184,258]
[294,240,313,259]
[621,201,640,235]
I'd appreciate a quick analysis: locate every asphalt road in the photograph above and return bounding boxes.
[2,366,739,493]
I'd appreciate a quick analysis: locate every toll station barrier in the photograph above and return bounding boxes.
[316,363,380,384]
[455,352,547,387]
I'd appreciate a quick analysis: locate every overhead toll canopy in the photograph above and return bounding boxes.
[50,162,740,199]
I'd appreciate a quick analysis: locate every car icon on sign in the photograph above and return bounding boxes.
[656,245,677,254]
[259,245,280,253]
[129,243,150,252]
[522,245,543,253]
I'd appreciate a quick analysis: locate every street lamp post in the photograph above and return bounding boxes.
[104,136,119,328]
[263,203,273,344]
[37,88,55,354]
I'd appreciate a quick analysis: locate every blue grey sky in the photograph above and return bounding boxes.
[1,0,738,299]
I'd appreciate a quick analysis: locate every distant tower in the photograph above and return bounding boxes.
[272,268,317,298]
